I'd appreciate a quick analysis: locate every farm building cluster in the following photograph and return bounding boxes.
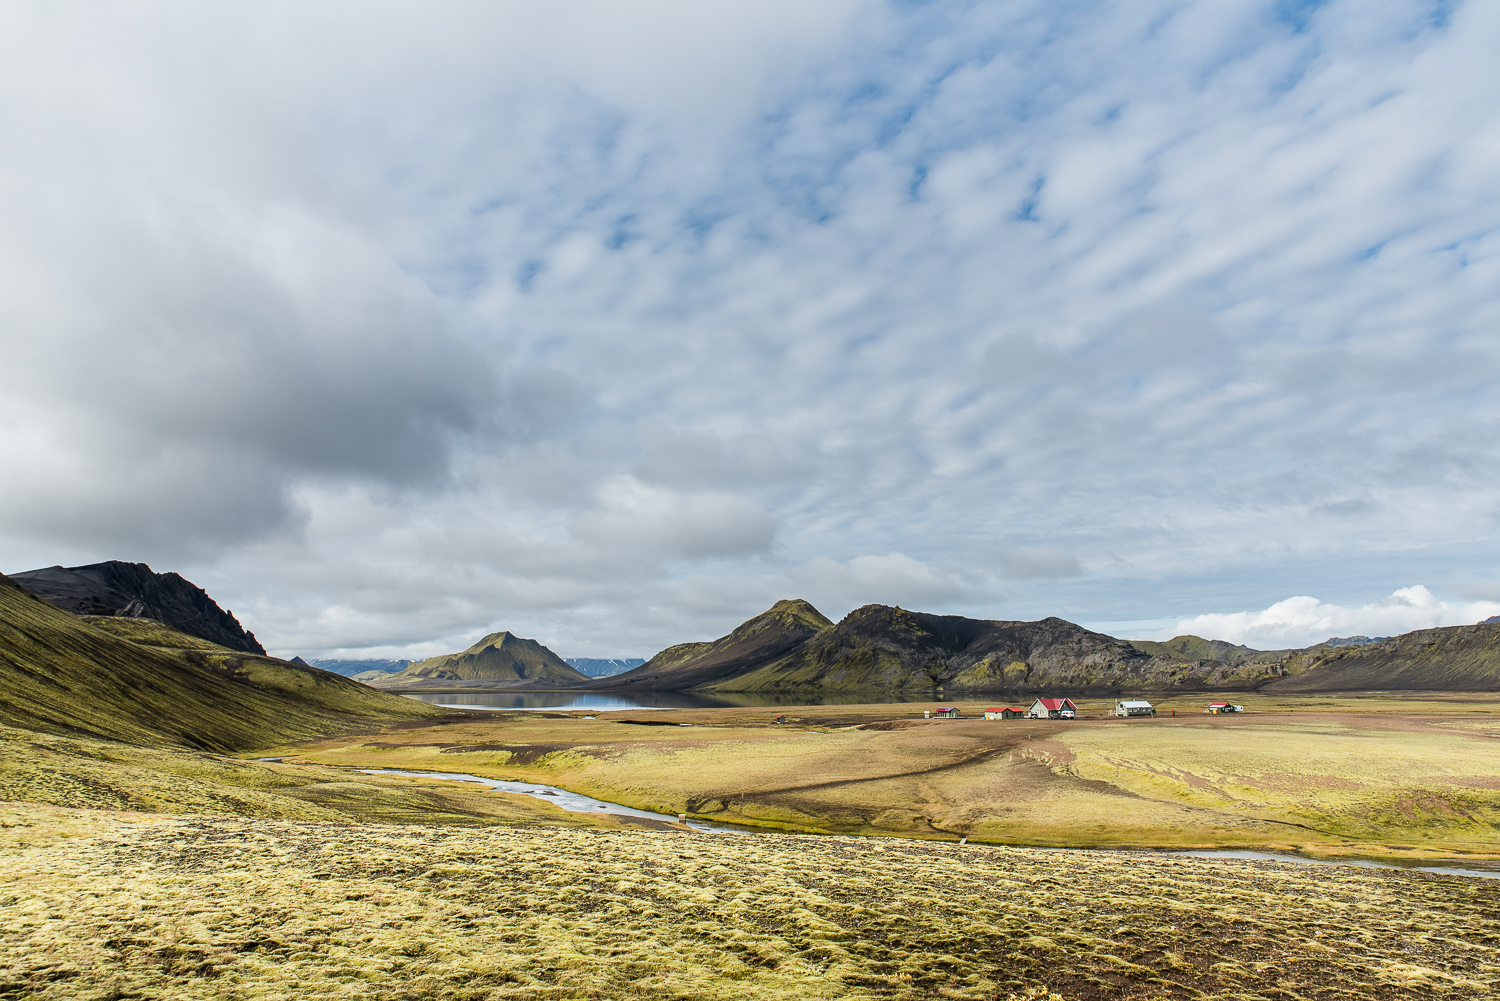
[943,699,1248,719]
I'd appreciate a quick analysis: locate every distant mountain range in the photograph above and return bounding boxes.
[585,599,1500,696]
[594,600,1287,695]
[566,657,645,678]
[310,659,411,678]
[11,561,265,654]
[10,560,1496,697]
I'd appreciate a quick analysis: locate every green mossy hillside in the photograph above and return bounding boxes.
[1130,634,1288,664]
[392,631,587,685]
[1269,622,1500,691]
[599,599,834,691]
[0,573,443,752]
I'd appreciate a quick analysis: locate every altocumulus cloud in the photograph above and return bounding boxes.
[1,1,1499,659]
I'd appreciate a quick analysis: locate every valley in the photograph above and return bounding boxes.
[1,568,1497,999]
[282,695,1500,863]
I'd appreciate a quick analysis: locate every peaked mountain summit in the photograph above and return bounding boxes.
[599,599,833,691]
[392,632,587,685]
[11,561,264,654]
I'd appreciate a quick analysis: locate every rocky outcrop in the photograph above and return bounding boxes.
[11,561,264,655]
[390,632,587,686]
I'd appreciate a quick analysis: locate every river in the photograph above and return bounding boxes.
[365,767,1500,880]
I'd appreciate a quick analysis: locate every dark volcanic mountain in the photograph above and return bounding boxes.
[11,561,264,654]
[599,601,1285,694]
[598,599,833,691]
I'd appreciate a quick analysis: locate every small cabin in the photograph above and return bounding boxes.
[1205,702,1244,714]
[1026,698,1079,719]
[1114,700,1155,717]
[933,706,960,719]
[984,707,1027,720]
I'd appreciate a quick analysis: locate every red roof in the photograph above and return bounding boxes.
[1208,702,1230,707]
[1033,698,1077,710]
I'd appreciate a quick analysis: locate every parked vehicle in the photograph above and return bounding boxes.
[1026,697,1079,719]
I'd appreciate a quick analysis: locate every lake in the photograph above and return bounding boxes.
[400,691,933,711]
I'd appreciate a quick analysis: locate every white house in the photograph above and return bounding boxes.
[1025,698,1078,719]
[1113,700,1155,717]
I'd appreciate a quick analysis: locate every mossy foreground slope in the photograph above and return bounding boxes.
[0,573,442,751]
[1,805,1495,1000]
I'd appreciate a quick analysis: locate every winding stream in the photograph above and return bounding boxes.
[360,767,1500,879]
[358,769,755,834]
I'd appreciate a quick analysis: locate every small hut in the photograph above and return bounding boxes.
[933,706,960,718]
[984,708,1027,720]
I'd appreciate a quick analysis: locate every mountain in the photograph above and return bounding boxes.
[566,657,646,678]
[311,658,411,678]
[710,604,1285,693]
[0,572,442,751]
[601,601,1284,695]
[1265,622,1500,692]
[388,632,587,685]
[11,561,264,654]
[598,599,833,691]
[1129,635,1286,665]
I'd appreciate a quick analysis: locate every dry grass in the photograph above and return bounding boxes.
[282,697,1500,860]
[0,804,1494,1000]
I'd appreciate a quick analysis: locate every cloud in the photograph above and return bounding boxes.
[3,0,1500,660]
[1156,586,1500,649]
[571,476,777,559]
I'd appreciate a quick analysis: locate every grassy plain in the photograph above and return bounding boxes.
[283,694,1500,861]
[1,803,1495,1000]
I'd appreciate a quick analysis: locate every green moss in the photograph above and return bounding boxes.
[0,573,443,753]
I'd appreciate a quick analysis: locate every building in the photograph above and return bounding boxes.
[984,707,1028,720]
[1113,700,1156,717]
[1205,702,1244,714]
[933,706,960,718]
[1025,698,1078,719]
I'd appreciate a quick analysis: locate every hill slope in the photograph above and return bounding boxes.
[1266,622,1500,692]
[597,599,833,691]
[0,573,443,751]
[391,632,587,685]
[11,561,265,654]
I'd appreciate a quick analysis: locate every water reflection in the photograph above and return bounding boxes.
[400,690,926,711]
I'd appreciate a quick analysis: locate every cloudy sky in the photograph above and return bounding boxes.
[3,0,1499,658]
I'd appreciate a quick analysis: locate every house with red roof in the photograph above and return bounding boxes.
[984,707,1027,719]
[1026,698,1078,719]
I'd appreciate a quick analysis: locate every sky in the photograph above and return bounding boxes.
[2,0,1499,659]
